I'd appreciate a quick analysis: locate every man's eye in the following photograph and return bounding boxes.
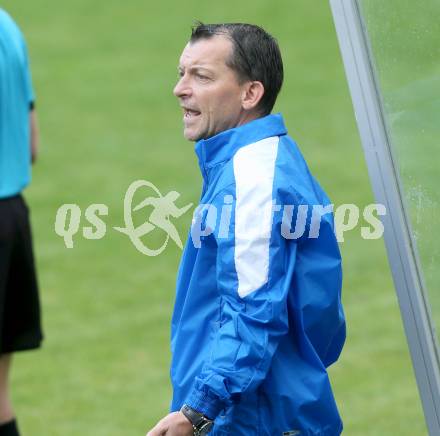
[196,74,210,81]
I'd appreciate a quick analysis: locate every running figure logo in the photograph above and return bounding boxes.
[114,180,193,256]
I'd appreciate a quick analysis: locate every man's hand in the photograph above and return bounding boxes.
[146,411,194,436]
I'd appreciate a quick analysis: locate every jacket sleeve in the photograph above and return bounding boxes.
[184,180,297,420]
[293,204,345,369]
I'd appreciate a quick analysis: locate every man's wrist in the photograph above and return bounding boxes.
[180,404,214,436]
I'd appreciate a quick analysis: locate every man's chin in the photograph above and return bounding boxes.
[183,128,203,142]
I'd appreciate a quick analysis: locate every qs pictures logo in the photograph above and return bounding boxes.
[55,179,387,256]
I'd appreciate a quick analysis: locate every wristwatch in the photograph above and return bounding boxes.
[180,404,214,436]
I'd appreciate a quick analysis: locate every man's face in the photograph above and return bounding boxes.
[173,35,248,141]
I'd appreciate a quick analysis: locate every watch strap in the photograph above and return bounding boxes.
[181,404,214,435]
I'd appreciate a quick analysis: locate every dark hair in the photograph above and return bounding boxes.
[190,22,284,116]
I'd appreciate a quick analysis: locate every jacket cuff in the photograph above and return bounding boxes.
[185,384,226,420]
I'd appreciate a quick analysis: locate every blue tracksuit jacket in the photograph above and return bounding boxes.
[170,113,346,435]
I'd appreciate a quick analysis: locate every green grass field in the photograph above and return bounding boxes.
[2,0,429,434]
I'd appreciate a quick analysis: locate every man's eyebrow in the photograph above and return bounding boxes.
[177,65,215,74]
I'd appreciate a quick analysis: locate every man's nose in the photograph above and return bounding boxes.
[173,76,191,98]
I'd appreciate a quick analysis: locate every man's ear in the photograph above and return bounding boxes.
[241,81,265,111]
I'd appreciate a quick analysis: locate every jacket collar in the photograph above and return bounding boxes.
[194,113,287,178]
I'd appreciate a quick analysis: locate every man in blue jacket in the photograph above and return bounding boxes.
[147,23,345,436]
[0,9,42,436]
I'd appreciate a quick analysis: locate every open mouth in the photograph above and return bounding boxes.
[183,108,201,120]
